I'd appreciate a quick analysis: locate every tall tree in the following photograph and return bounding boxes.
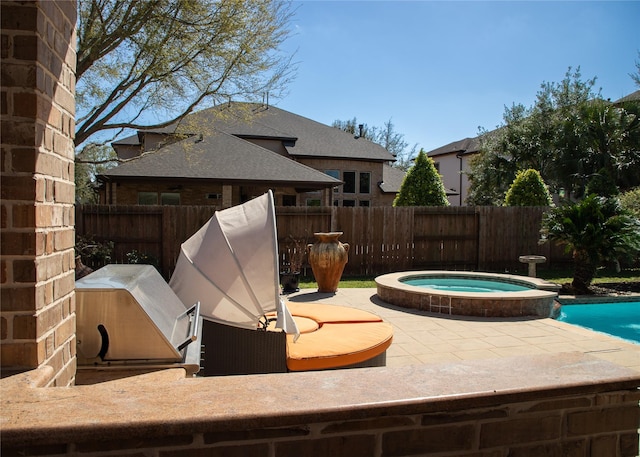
[331,118,370,137]
[631,51,640,88]
[76,0,295,146]
[467,67,640,205]
[75,144,117,203]
[393,149,449,206]
[332,117,417,170]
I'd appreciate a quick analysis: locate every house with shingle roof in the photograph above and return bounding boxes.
[426,136,481,206]
[99,102,402,207]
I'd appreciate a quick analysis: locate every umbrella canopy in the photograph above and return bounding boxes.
[169,191,298,336]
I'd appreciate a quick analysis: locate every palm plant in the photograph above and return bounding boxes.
[540,195,640,294]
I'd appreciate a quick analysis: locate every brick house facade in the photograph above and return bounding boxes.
[1,0,77,386]
[100,104,403,208]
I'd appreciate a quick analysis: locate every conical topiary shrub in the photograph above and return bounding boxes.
[393,149,449,206]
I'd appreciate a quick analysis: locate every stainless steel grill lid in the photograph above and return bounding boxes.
[75,265,200,367]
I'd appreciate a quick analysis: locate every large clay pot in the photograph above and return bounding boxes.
[75,255,93,280]
[307,232,349,293]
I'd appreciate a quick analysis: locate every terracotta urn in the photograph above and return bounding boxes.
[75,255,93,280]
[307,232,349,293]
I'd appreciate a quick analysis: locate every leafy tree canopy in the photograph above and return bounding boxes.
[631,51,640,88]
[504,169,553,206]
[584,167,619,198]
[467,67,640,205]
[76,0,295,147]
[393,149,449,206]
[75,143,118,203]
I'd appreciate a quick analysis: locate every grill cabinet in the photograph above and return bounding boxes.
[75,265,202,376]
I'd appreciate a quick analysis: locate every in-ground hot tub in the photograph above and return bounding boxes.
[375,271,560,318]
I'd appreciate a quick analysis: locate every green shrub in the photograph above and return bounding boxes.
[126,250,159,268]
[504,169,553,206]
[619,187,640,219]
[394,149,449,206]
[76,235,114,267]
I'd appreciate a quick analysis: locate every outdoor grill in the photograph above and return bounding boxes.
[75,264,202,377]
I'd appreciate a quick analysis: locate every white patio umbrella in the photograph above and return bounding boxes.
[169,191,298,338]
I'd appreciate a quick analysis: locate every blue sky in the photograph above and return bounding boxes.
[275,1,640,153]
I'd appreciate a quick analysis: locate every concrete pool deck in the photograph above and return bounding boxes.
[286,288,640,373]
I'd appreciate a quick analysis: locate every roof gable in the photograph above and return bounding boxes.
[231,104,394,161]
[128,102,395,162]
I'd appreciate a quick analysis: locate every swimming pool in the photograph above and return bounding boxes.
[557,300,639,344]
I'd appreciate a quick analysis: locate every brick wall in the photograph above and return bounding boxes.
[94,391,633,457]
[1,0,77,386]
[3,384,639,456]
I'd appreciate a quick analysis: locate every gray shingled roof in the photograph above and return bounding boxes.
[427,137,481,157]
[379,164,406,193]
[102,129,341,188]
[136,102,395,161]
[614,90,640,104]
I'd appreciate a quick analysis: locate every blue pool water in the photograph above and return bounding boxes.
[558,301,640,344]
[402,277,530,293]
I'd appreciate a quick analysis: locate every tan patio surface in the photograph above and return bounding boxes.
[286,288,640,373]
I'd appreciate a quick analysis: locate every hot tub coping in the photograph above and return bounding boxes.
[375,271,559,318]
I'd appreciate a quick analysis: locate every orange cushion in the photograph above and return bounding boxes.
[286,322,393,371]
[285,302,383,324]
[266,315,319,334]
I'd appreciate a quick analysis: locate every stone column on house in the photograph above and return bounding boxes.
[221,184,233,208]
[322,188,332,206]
[1,0,77,386]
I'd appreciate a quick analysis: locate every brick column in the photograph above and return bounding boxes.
[1,1,77,386]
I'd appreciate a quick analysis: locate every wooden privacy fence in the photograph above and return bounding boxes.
[76,205,571,279]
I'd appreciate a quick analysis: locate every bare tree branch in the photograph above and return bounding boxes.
[76,0,296,147]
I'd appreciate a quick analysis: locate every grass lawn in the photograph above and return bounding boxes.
[298,267,639,289]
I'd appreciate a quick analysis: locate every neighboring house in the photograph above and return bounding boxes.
[613,89,640,104]
[427,136,480,206]
[99,102,401,207]
[427,90,640,206]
